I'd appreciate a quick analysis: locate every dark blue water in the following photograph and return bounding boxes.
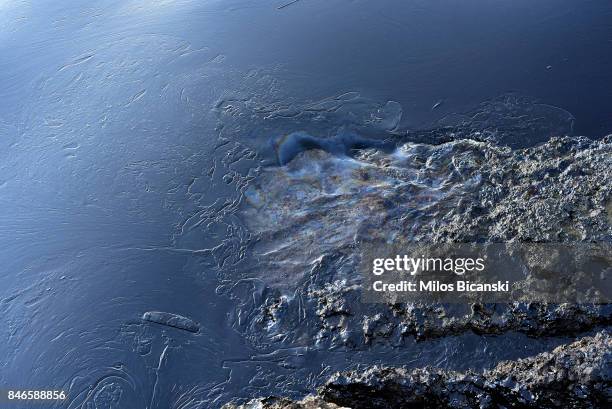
[0,1,610,407]
[2,0,611,137]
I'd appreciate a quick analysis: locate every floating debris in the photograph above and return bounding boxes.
[142,311,200,333]
[278,0,300,10]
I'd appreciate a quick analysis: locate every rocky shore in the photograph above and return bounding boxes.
[227,133,612,408]
[226,331,611,408]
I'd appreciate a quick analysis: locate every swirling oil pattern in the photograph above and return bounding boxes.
[0,1,611,408]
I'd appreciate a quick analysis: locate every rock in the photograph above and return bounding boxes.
[319,331,611,408]
[223,395,348,409]
[231,133,612,407]
[237,331,609,408]
[238,134,611,349]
